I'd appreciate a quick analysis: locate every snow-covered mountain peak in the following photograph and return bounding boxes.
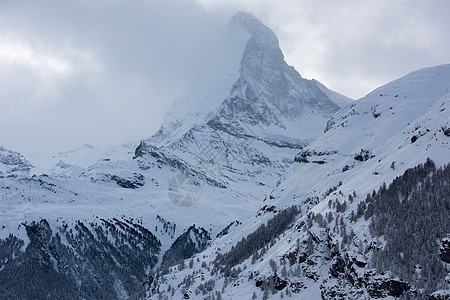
[230,11,280,51]
[150,12,351,149]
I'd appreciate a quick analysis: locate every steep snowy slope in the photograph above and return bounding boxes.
[274,64,450,209]
[146,64,450,299]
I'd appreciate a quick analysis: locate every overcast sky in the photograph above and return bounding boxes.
[1,0,449,156]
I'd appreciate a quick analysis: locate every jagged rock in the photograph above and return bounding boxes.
[216,220,241,238]
[442,126,450,137]
[134,140,151,158]
[354,259,367,268]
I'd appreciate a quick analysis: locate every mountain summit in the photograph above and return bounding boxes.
[151,12,351,148]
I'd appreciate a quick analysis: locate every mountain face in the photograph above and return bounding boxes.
[0,12,351,300]
[144,65,450,300]
[149,12,349,164]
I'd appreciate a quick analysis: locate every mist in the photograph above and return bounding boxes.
[0,0,231,155]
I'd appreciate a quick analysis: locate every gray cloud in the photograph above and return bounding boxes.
[0,0,449,156]
[0,0,229,155]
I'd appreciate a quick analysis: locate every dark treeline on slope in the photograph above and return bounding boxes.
[0,218,160,300]
[161,225,211,268]
[214,205,300,274]
[364,159,450,294]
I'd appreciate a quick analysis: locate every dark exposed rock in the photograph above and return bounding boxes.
[442,126,450,137]
[330,257,346,278]
[260,205,277,213]
[367,278,410,298]
[439,236,450,263]
[298,252,308,264]
[294,149,337,163]
[354,149,374,162]
[354,259,367,268]
[273,275,287,290]
[290,281,305,293]
[134,140,150,158]
[109,173,145,189]
[216,220,241,238]
[429,290,450,300]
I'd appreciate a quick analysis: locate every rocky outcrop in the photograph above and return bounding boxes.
[108,173,145,189]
